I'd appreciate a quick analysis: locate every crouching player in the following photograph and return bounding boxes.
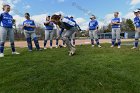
[111,12,122,48]
[51,15,77,56]
[0,4,20,57]
[87,15,101,48]
[132,10,140,49]
[23,13,41,51]
[44,16,54,49]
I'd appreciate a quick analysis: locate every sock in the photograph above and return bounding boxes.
[56,39,59,46]
[0,42,4,53]
[112,39,116,46]
[26,37,32,50]
[44,40,47,47]
[135,39,139,47]
[50,40,53,47]
[118,39,121,46]
[11,42,15,52]
[73,39,75,45]
[33,37,40,49]
[91,39,94,45]
[95,39,100,45]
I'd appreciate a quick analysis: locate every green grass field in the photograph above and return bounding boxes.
[0,44,140,93]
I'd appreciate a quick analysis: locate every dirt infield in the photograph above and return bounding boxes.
[5,39,134,48]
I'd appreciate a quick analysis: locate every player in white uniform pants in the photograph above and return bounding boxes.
[111,12,122,48]
[0,5,20,57]
[87,15,101,48]
[44,16,54,49]
[132,9,140,49]
[51,15,77,56]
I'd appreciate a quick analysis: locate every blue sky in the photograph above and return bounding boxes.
[0,0,140,29]
[13,0,139,18]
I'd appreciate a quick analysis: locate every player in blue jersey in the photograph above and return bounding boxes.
[87,15,101,48]
[69,16,81,47]
[51,14,77,56]
[23,13,41,51]
[111,12,122,48]
[44,16,54,49]
[131,9,140,49]
[0,4,20,57]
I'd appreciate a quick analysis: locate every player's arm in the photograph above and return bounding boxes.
[114,22,121,25]
[111,21,115,25]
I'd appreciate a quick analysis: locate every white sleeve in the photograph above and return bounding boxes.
[62,18,75,26]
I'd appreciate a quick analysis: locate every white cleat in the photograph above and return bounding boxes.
[92,45,95,47]
[50,46,53,49]
[73,45,76,47]
[118,46,121,49]
[28,50,32,52]
[55,45,59,48]
[12,52,20,55]
[63,45,66,48]
[69,48,76,56]
[110,45,114,48]
[131,47,137,49]
[98,45,102,48]
[44,47,47,50]
[0,53,4,58]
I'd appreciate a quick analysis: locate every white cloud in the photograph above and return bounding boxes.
[104,13,114,24]
[75,18,88,30]
[0,0,21,13]
[23,5,31,10]
[54,11,65,15]
[32,14,47,26]
[130,0,140,5]
[13,15,24,25]
[123,12,135,20]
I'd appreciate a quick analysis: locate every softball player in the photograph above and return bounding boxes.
[87,15,101,48]
[51,15,77,56]
[111,12,122,48]
[131,9,140,49]
[23,13,41,51]
[44,16,54,49]
[0,5,20,57]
